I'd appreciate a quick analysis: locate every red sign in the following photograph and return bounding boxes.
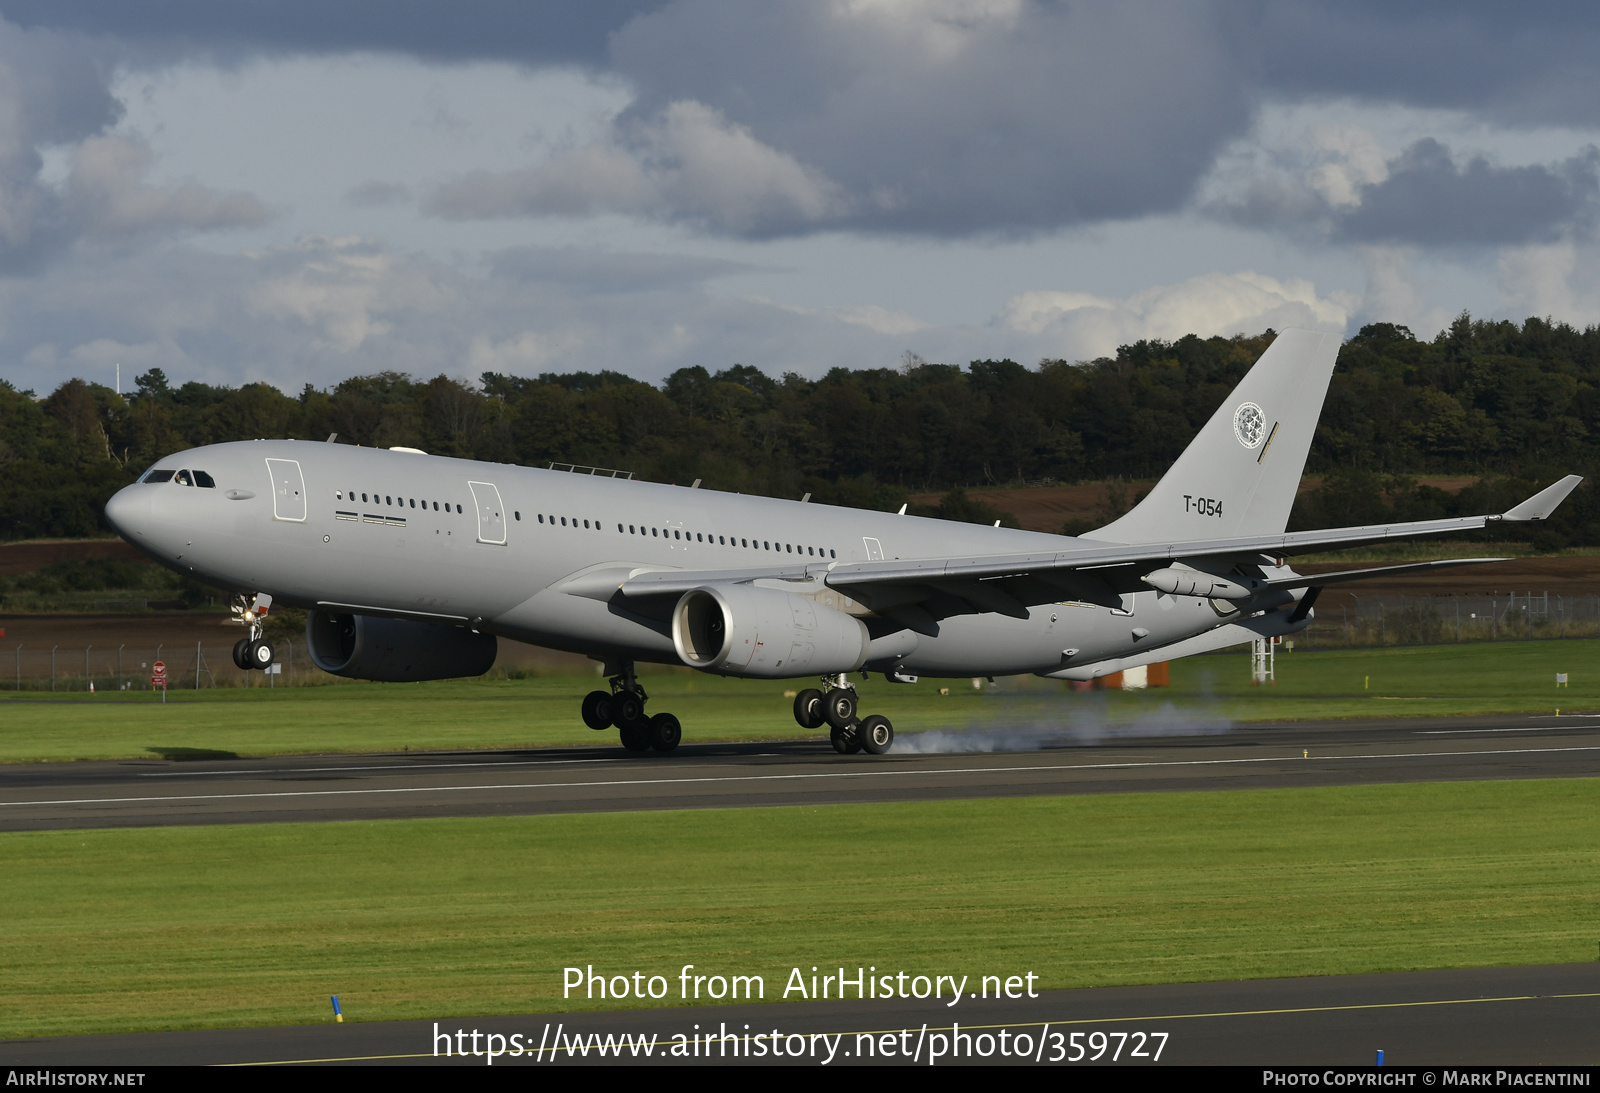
[152,661,167,689]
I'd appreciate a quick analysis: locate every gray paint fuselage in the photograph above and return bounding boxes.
[105,440,1237,678]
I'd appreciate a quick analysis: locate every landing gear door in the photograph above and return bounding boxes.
[469,481,507,545]
[265,458,306,522]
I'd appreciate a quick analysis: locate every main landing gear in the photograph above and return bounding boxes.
[583,660,680,754]
[229,593,276,672]
[794,674,894,755]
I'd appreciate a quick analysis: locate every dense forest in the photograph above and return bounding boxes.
[3,313,1599,549]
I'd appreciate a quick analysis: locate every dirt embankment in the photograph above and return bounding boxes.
[0,539,143,577]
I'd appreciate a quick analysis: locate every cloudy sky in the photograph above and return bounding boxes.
[3,1,1600,394]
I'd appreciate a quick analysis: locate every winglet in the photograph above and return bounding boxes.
[1499,475,1584,521]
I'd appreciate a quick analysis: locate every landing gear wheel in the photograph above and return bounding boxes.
[648,712,682,753]
[794,688,824,729]
[860,714,894,755]
[581,690,614,730]
[248,639,275,670]
[232,638,251,671]
[830,723,862,754]
[823,688,858,730]
[613,692,645,728]
[619,720,651,751]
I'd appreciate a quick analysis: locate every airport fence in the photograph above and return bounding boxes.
[1,639,306,692]
[5,591,1599,691]
[1295,591,1600,648]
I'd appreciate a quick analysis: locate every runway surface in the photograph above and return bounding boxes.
[4,711,1600,830]
[2,963,1596,1065]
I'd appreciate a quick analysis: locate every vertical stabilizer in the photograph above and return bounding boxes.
[1087,328,1340,544]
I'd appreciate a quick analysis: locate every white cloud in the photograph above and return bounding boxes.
[429,100,846,236]
[1304,125,1390,208]
[995,271,1352,359]
[467,331,565,374]
[1357,246,1426,327]
[758,297,927,336]
[62,135,269,240]
[1495,241,1600,326]
[246,235,454,352]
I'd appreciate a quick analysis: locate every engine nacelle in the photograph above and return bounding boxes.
[305,610,498,682]
[672,584,869,678]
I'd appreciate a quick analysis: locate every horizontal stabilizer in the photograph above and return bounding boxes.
[1266,557,1507,589]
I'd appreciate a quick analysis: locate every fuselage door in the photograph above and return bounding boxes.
[469,481,507,545]
[265,458,307,522]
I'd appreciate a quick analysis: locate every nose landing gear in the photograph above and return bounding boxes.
[795,674,894,755]
[229,593,276,671]
[588,659,680,754]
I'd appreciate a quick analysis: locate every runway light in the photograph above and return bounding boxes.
[1376,1049,1384,1066]
[331,995,343,1023]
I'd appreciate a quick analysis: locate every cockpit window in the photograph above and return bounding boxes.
[142,469,176,484]
[176,470,194,486]
[193,470,216,488]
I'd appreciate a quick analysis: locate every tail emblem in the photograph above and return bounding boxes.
[1233,402,1266,448]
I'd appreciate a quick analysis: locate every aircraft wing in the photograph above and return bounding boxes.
[822,475,1582,589]
[617,476,1580,617]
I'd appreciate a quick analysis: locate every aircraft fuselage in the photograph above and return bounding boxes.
[106,439,1266,679]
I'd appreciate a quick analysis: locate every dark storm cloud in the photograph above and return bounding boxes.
[1335,140,1600,247]
[0,19,267,272]
[608,2,1251,236]
[0,0,666,66]
[429,2,1256,238]
[1245,0,1600,127]
[10,1,1600,244]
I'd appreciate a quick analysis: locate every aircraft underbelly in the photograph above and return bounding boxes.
[490,588,678,661]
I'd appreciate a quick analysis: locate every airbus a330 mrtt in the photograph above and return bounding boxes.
[104,329,1582,755]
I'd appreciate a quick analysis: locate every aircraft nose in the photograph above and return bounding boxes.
[104,484,151,540]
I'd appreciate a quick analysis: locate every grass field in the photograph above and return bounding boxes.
[1,778,1596,1038]
[0,638,1593,763]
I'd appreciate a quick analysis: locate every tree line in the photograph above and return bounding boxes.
[3,313,1598,549]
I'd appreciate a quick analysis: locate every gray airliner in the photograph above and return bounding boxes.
[104,330,1581,755]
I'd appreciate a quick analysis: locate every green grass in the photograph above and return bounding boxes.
[0,639,1594,763]
[2,779,1597,1037]
[1178,637,1597,717]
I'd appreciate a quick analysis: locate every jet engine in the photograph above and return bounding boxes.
[305,610,498,682]
[672,584,869,678]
